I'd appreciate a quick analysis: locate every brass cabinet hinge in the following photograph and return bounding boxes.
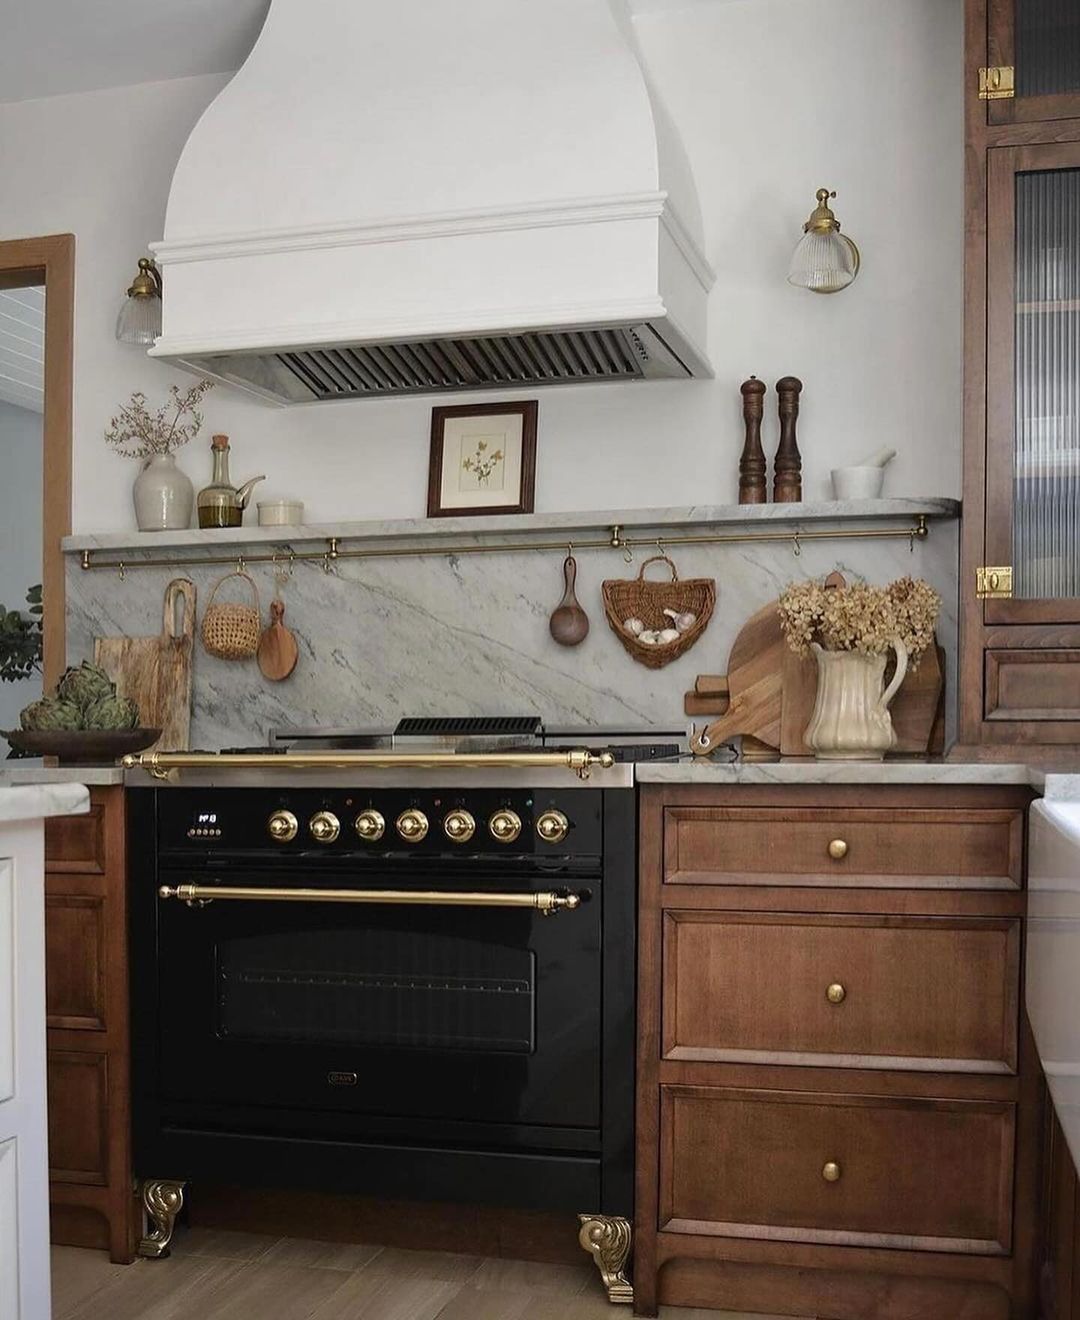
[976,566,1013,599]
[979,66,1015,100]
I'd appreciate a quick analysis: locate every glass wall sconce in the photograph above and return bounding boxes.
[788,188,860,294]
[116,257,163,344]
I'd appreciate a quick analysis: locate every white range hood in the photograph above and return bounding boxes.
[150,0,715,404]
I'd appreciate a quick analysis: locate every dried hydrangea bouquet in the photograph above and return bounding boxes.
[778,576,941,759]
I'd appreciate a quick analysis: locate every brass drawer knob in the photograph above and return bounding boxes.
[827,839,849,860]
[822,1161,842,1183]
[826,982,846,1005]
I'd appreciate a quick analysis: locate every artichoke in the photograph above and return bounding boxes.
[57,661,115,712]
[20,697,83,731]
[83,695,140,731]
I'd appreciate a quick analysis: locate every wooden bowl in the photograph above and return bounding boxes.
[2,728,162,764]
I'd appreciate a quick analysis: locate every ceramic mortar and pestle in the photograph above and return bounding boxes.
[831,446,896,500]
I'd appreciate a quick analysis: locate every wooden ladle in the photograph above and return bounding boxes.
[549,553,590,647]
[257,599,299,680]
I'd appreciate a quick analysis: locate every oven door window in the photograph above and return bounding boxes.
[156,874,601,1128]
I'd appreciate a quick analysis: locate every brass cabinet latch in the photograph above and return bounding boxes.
[976,566,1013,599]
[979,66,1015,100]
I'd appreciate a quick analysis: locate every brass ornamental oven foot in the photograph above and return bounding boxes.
[137,1179,187,1258]
[578,1213,634,1304]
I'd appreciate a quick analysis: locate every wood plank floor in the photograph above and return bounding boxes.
[51,1230,808,1320]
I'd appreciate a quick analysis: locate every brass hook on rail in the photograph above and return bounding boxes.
[81,550,91,571]
[322,537,340,575]
[118,561,126,581]
[792,531,801,558]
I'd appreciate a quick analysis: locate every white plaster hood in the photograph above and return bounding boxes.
[149,0,715,404]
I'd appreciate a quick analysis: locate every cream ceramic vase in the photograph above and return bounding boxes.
[804,640,909,760]
[133,453,194,532]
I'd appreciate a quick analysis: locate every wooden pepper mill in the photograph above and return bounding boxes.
[773,375,803,502]
[738,376,767,504]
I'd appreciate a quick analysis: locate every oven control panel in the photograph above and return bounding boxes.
[158,788,604,857]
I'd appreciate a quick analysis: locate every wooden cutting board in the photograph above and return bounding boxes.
[95,579,196,753]
[692,603,784,753]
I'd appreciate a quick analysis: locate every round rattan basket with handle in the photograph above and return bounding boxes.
[201,571,261,660]
[601,553,715,669]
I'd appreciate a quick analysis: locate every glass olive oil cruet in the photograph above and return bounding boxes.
[196,434,265,528]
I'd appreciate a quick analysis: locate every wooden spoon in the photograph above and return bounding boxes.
[549,554,590,647]
[257,599,299,680]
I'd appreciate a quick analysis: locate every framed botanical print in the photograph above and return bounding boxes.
[427,401,537,517]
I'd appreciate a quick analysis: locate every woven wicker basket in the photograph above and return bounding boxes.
[201,571,261,660]
[602,554,715,669]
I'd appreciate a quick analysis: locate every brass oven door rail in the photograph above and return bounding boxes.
[158,883,583,915]
[123,749,615,780]
[80,516,930,575]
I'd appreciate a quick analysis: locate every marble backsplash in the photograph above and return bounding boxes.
[64,522,959,751]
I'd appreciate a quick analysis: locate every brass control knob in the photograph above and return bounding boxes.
[309,811,340,843]
[822,1161,842,1183]
[827,838,849,861]
[396,808,429,843]
[489,809,522,844]
[443,809,476,844]
[536,809,570,844]
[826,982,847,1005]
[354,809,385,842]
[267,809,298,843]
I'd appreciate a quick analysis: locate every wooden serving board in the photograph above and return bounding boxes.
[691,603,784,752]
[95,579,196,753]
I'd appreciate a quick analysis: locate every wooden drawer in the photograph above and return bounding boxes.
[663,913,1019,1072]
[659,1085,1014,1255]
[663,806,1023,889]
[45,803,107,876]
[985,649,1080,722]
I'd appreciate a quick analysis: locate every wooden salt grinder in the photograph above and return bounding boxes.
[774,375,803,502]
[738,376,767,504]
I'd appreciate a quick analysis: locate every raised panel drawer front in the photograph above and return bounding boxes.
[985,650,1080,722]
[659,1086,1015,1255]
[663,913,1020,1072]
[47,1051,108,1185]
[45,805,106,875]
[45,895,106,1031]
[663,807,1023,888]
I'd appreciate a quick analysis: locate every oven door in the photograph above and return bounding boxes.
[154,869,601,1129]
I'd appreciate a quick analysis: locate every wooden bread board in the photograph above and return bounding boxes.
[94,579,196,753]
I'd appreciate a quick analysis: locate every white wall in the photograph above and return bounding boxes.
[0,0,962,536]
[0,401,43,749]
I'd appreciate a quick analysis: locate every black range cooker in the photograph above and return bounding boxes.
[126,723,677,1263]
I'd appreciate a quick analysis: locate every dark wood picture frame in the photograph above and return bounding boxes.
[427,400,537,518]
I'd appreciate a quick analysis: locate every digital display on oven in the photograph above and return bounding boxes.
[188,809,222,839]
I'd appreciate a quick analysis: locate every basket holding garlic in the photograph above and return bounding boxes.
[623,607,697,647]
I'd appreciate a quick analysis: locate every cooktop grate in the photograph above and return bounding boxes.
[393,716,544,739]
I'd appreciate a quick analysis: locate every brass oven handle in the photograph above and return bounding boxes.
[125,749,616,781]
[158,883,583,915]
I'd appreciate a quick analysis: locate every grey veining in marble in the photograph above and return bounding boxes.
[635,759,1038,786]
[64,516,961,752]
[0,781,90,823]
[63,497,959,553]
[0,764,125,786]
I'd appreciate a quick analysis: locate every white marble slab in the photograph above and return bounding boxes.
[635,759,1038,786]
[0,765,125,787]
[63,497,960,554]
[0,783,89,823]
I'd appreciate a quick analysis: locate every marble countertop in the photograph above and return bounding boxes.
[635,758,1057,788]
[0,781,90,823]
[0,762,126,786]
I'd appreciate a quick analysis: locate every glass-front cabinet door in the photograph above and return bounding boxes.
[988,0,1080,124]
[984,141,1080,627]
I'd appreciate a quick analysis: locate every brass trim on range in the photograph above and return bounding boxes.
[578,1214,634,1305]
[123,748,616,781]
[158,883,583,915]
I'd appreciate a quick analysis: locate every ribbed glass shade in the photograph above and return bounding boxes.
[115,294,162,345]
[788,230,857,293]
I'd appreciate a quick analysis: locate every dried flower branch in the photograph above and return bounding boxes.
[778,575,940,665]
[104,380,213,460]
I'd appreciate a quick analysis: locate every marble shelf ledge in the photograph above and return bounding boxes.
[63,497,959,557]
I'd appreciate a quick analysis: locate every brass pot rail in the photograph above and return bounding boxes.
[122,749,616,780]
[158,883,582,915]
[79,516,930,577]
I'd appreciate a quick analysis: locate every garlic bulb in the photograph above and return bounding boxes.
[638,630,659,645]
[664,607,697,633]
[657,628,680,643]
[623,617,644,636]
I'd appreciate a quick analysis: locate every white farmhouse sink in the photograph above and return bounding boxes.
[1028,800,1080,1168]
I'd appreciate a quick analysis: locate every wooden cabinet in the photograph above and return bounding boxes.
[635,785,1040,1319]
[961,1,1080,749]
[45,787,134,1262]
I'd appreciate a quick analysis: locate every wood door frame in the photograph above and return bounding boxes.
[0,235,74,688]
[987,0,1080,128]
